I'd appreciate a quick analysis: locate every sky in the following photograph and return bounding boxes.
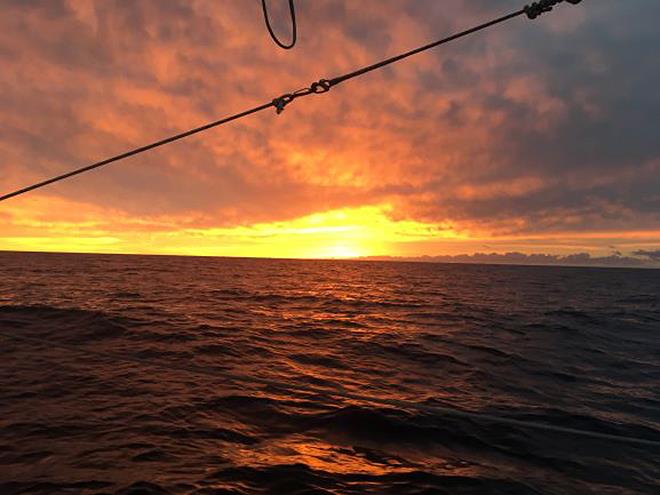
[1,0,659,263]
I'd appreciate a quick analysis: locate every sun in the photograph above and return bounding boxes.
[317,244,363,259]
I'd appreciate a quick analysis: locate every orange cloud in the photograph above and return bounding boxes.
[1,1,659,258]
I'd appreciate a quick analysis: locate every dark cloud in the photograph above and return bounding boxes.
[366,251,660,269]
[633,249,660,262]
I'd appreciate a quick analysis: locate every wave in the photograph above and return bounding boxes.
[0,304,132,342]
[205,290,427,311]
[2,255,659,493]
[204,463,542,495]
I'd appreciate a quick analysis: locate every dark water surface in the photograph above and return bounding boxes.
[0,251,658,494]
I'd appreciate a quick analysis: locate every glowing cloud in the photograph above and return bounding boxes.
[1,1,659,259]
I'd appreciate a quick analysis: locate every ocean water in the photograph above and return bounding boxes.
[0,251,658,495]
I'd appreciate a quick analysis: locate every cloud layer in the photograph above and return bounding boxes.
[1,0,659,257]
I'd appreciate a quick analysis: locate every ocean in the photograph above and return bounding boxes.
[0,251,658,494]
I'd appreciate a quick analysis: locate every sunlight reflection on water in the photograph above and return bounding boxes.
[0,252,658,494]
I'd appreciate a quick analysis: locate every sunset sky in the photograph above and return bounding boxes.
[1,0,659,261]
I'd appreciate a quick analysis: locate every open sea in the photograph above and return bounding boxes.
[0,251,658,494]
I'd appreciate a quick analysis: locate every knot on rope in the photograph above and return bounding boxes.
[525,0,581,20]
[272,79,332,114]
[310,79,332,93]
[272,94,294,114]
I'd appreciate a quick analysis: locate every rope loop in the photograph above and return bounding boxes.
[262,0,297,49]
[311,79,332,93]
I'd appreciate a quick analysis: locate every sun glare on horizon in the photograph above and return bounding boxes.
[311,244,364,259]
[0,198,458,259]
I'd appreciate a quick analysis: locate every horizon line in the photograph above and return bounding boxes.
[1,248,657,270]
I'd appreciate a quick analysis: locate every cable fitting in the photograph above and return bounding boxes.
[272,79,332,114]
[310,79,332,93]
[272,94,294,114]
[524,0,581,20]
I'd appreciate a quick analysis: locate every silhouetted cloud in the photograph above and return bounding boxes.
[633,249,660,262]
[365,251,660,268]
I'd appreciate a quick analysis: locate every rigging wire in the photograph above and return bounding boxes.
[0,0,583,204]
[1,329,657,448]
[262,0,297,49]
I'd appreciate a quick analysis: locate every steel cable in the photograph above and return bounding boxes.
[0,0,583,203]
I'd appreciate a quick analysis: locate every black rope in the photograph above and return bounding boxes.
[0,102,274,203]
[0,0,583,204]
[262,0,297,49]
[329,9,525,88]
